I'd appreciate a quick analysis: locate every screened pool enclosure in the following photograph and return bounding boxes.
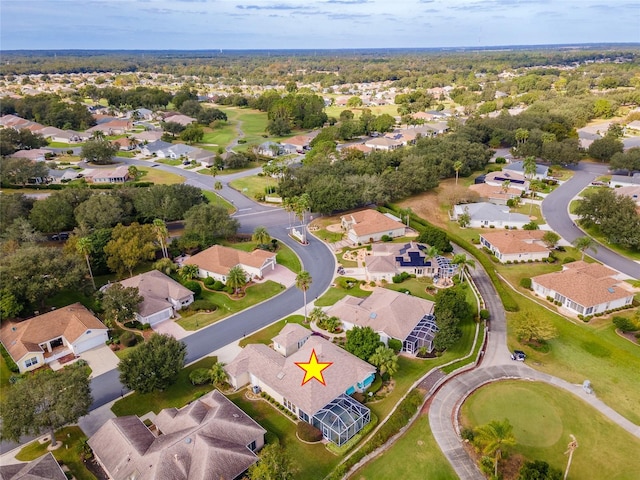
[312,394,371,446]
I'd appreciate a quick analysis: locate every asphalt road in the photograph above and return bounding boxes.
[541,162,640,279]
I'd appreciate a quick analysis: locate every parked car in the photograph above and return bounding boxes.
[511,350,526,361]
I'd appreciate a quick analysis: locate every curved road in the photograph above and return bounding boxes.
[542,162,640,278]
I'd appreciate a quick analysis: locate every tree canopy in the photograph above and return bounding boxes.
[345,326,383,361]
[118,333,187,393]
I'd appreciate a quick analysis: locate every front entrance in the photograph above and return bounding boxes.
[50,337,64,349]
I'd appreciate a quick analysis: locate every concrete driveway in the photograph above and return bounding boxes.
[153,318,190,340]
[81,345,120,378]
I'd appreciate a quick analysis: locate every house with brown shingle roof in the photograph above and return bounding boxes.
[340,209,406,245]
[88,390,265,480]
[225,333,375,446]
[0,303,108,373]
[479,230,550,263]
[468,182,521,205]
[531,261,634,316]
[84,165,130,184]
[326,288,438,354]
[184,245,276,282]
[115,270,194,326]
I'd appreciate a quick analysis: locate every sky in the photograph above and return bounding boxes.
[1,0,639,51]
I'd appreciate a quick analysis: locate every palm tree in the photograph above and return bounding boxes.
[572,236,597,261]
[453,160,463,185]
[180,264,200,281]
[501,179,511,194]
[227,265,248,297]
[523,156,537,181]
[452,253,476,283]
[209,361,228,387]
[76,237,96,290]
[323,316,342,334]
[475,419,516,477]
[252,226,271,245]
[153,258,176,276]
[369,346,399,378]
[152,219,169,259]
[308,306,327,325]
[295,271,313,322]
[515,128,529,148]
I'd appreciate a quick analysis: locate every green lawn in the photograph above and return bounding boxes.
[200,122,237,148]
[202,190,235,212]
[137,166,185,185]
[313,227,345,243]
[506,295,640,425]
[157,158,182,166]
[0,353,15,388]
[111,356,218,417]
[15,426,95,480]
[177,281,286,330]
[239,315,306,348]
[48,141,83,148]
[511,203,545,224]
[229,391,340,480]
[460,380,640,480]
[229,175,278,201]
[315,279,372,307]
[384,277,436,301]
[351,414,457,480]
[578,221,640,261]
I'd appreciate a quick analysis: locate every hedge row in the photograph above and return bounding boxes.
[0,342,19,373]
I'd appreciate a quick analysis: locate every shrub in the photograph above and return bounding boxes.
[613,316,639,333]
[562,257,576,264]
[0,343,19,373]
[297,422,323,442]
[189,368,211,385]
[190,299,217,312]
[523,221,539,230]
[519,278,532,289]
[461,427,475,441]
[479,309,490,320]
[381,235,392,242]
[183,280,202,297]
[495,157,506,164]
[203,276,216,287]
[212,280,225,291]
[124,320,144,330]
[387,338,402,353]
[120,331,137,348]
[338,277,358,289]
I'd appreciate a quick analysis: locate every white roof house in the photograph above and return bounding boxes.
[452,202,531,229]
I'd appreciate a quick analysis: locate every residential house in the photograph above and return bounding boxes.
[0,114,32,128]
[285,135,312,152]
[452,202,531,229]
[610,174,640,188]
[612,185,640,209]
[468,183,521,205]
[163,114,196,127]
[225,333,375,446]
[0,453,66,480]
[531,261,634,316]
[141,139,173,157]
[327,288,438,354]
[129,108,154,120]
[363,137,402,151]
[37,126,89,143]
[157,143,196,160]
[132,130,163,144]
[340,209,406,244]
[343,143,372,154]
[48,167,80,183]
[87,119,133,135]
[10,148,49,162]
[188,147,216,167]
[503,160,549,180]
[183,245,277,282]
[479,230,550,263]
[272,323,311,357]
[116,270,194,326]
[85,165,130,184]
[111,137,136,151]
[365,242,458,282]
[484,170,530,191]
[89,390,266,480]
[256,141,283,157]
[0,303,109,373]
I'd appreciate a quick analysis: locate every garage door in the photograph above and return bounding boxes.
[74,332,108,354]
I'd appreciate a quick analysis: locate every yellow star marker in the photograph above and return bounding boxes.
[295,349,332,386]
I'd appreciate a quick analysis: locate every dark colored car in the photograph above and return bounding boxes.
[511,350,526,361]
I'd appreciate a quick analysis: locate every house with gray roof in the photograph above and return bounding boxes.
[225,332,375,446]
[157,143,196,160]
[452,202,531,229]
[141,139,173,156]
[115,270,194,326]
[48,168,80,183]
[326,288,438,354]
[365,242,457,283]
[503,160,549,180]
[0,452,66,480]
[610,173,640,188]
[89,390,265,480]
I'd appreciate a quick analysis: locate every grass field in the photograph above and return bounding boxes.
[351,414,457,480]
[229,175,278,201]
[0,354,14,388]
[16,426,95,480]
[111,356,218,417]
[137,166,185,185]
[315,279,372,306]
[177,280,285,330]
[239,315,306,347]
[506,294,640,425]
[460,380,640,480]
[200,122,237,148]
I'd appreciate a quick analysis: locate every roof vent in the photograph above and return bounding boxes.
[233,413,240,418]
[608,287,615,293]
[277,371,285,379]
[11,327,16,332]
[185,437,192,444]
[369,312,377,319]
